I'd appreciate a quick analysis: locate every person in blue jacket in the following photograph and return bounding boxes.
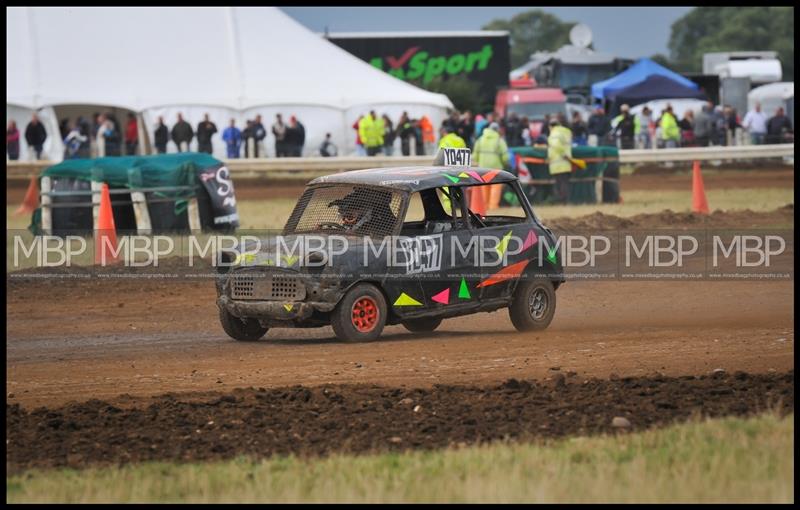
[222,119,242,158]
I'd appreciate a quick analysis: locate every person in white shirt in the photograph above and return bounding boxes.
[742,102,768,145]
[95,114,107,157]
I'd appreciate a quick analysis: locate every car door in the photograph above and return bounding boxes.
[466,181,541,303]
[413,186,477,314]
[382,190,429,319]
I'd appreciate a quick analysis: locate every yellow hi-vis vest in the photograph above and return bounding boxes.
[437,133,467,214]
[358,115,385,148]
[547,125,572,175]
[473,128,509,169]
[660,112,680,141]
[439,132,466,149]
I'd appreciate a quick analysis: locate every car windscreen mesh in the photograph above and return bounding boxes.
[283,184,403,237]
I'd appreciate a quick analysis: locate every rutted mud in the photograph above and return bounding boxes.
[6,371,793,473]
[546,204,794,231]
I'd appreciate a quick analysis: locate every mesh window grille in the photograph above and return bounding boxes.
[284,184,404,237]
[230,271,307,301]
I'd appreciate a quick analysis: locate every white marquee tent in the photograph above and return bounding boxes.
[7,6,453,161]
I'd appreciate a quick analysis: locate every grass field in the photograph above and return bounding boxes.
[6,413,794,503]
[7,187,794,232]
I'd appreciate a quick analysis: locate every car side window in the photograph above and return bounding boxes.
[402,188,470,236]
[438,187,469,230]
[464,182,529,229]
[404,192,425,223]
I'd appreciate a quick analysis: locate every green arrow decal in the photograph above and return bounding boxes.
[546,246,558,264]
[458,278,471,299]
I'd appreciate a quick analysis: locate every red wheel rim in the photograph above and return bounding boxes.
[351,296,379,333]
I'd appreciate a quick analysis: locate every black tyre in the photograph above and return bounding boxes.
[219,307,269,341]
[331,283,387,342]
[402,317,442,333]
[509,278,556,332]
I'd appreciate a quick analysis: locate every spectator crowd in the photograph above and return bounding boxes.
[7,103,793,161]
[5,111,313,161]
[583,101,794,150]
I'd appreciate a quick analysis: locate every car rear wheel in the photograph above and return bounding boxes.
[219,307,269,341]
[509,278,556,332]
[331,283,387,342]
[402,317,442,333]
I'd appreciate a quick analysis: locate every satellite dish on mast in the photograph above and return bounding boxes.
[569,23,593,49]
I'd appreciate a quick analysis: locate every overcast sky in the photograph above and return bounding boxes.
[281,7,694,60]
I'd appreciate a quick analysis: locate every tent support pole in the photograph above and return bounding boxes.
[188,198,201,231]
[40,177,53,235]
[137,113,150,155]
[131,191,152,234]
[91,180,102,229]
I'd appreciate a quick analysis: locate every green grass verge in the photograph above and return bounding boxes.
[6,413,794,503]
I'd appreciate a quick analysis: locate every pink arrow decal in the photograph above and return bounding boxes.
[467,170,482,182]
[431,288,450,305]
[522,229,538,250]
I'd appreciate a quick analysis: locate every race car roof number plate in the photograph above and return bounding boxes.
[439,148,471,167]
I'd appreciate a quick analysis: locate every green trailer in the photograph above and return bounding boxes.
[509,145,620,205]
[30,153,240,235]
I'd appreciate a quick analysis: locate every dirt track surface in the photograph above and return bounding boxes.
[5,207,795,473]
[6,208,796,410]
[6,371,794,473]
[7,274,794,410]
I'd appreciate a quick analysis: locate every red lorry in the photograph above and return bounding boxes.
[495,84,568,139]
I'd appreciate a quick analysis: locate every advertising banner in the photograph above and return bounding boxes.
[195,163,240,230]
[328,32,510,107]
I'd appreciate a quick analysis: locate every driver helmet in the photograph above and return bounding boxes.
[329,188,393,229]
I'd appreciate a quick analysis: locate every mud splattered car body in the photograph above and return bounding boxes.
[216,154,564,342]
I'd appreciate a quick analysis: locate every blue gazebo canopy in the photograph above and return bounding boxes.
[591,58,699,101]
[609,75,706,104]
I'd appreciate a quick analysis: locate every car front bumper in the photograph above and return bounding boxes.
[217,295,335,321]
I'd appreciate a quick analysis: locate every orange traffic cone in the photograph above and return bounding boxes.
[691,160,709,215]
[95,183,119,265]
[487,184,503,210]
[470,186,487,217]
[14,177,39,216]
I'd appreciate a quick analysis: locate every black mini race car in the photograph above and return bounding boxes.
[215,149,564,342]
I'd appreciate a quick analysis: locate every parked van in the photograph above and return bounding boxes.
[495,87,567,139]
